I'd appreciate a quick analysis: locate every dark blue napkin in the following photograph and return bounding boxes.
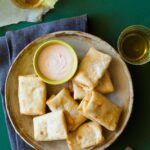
[0,15,88,150]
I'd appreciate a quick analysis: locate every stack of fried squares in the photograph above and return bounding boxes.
[18,47,122,150]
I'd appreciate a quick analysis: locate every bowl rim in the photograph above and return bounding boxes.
[5,30,134,150]
[33,39,78,85]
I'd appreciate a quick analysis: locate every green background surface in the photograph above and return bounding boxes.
[0,0,150,150]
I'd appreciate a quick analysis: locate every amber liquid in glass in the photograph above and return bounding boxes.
[120,31,149,63]
[23,0,40,5]
[16,0,41,8]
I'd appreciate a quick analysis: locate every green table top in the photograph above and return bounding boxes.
[0,0,150,150]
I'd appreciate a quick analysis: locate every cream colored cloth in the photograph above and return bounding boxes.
[0,0,58,27]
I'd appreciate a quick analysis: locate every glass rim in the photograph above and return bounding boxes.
[117,25,150,65]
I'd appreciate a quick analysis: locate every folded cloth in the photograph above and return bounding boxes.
[0,15,88,150]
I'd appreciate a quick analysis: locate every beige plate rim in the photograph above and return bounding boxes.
[5,30,134,150]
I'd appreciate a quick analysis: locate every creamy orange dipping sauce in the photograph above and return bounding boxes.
[38,44,73,80]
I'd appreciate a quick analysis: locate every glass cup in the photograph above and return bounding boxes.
[117,25,150,65]
[11,0,43,9]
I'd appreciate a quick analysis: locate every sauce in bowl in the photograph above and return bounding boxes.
[34,40,78,85]
[38,44,73,80]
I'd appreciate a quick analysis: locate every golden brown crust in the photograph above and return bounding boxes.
[67,122,104,150]
[46,88,87,131]
[77,91,122,131]
[18,75,46,115]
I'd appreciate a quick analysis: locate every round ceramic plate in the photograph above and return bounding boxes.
[5,31,133,150]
